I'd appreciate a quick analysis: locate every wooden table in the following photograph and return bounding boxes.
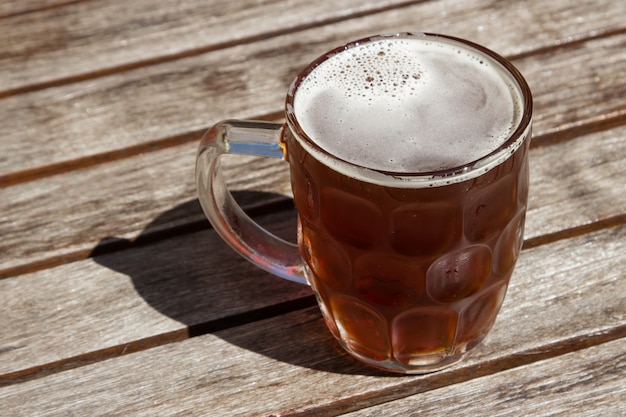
[1,0,625,415]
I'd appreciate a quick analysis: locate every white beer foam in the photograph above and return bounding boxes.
[293,35,524,174]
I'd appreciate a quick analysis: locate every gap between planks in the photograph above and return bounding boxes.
[0,0,89,19]
[3,2,625,99]
[0,7,625,187]
[0,216,625,386]
[1,100,625,190]
[0,296,319,387]
[0,196,295,279]
[505,25,626,62]
[523,213,626,250]
[293,328,626,417]
[0,0,427,99]
[1,0,623,407]
[1,133,625,278]
[2,286,625,396]
[0,110,282,189]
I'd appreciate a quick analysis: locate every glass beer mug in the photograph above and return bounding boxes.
[196,32,532,374]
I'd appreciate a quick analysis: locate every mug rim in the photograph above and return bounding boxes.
[285,32,533,188]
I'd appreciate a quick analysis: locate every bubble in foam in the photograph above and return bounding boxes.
[293,35,524,175]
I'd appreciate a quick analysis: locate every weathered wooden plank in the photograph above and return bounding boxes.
[1,225,624,415]
[1,1,622,416]
[1,0,624,178]
[2,0,623,95]
[517,36,626,139]
[524,125,626,240]
[0,0,420,94]
[0,207,310,378]
[0,0,80,18]
[342,338,626,417]
[2,120,625,278]
[0,141,292,275]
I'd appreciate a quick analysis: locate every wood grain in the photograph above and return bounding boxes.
[1,0,624,415]
[0,0,427,95]
[342,338,626,417]
[524,125,626,240]
[0,207,309,379]
[0,0,82,18]
[1,0,625,180]
[2,0,624,95]
[2,122,624,279]
[1,225,624,414]
[0,143,292,275]
[1,2,624,277]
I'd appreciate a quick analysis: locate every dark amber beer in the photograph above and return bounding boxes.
[284,34,531,372]
[196,32,532,373]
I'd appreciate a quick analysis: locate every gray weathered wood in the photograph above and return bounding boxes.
[0,0,78,18]
[0,143,292,274]
[1,225,624,415]
[2,0,624,95]
[342,338,626,417]
[524,125,626,240]
[0,0,421,93]
[1,1,625,415]
[2,122,624,278]
[0,208,310,378]
[1,0,624,178]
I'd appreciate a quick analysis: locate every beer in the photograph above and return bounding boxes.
[285,34,531,372]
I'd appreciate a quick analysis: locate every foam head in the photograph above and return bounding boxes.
[290,33,525,177]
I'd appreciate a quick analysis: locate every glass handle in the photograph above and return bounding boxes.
[195,120,308,285]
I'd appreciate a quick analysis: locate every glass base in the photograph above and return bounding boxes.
[336,337,467,374]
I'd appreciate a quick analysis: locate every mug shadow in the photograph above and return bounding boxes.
[91,194,387,377]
